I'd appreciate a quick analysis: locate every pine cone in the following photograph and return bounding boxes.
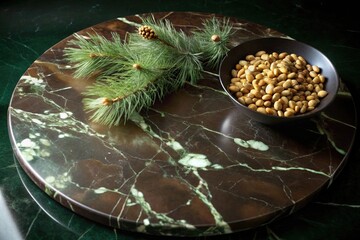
[138,25,157,40]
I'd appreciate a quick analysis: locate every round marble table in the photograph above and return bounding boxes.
[7,12,357,237]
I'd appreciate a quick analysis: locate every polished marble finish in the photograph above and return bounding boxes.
[1,1,360,240]
[7,12,357,237]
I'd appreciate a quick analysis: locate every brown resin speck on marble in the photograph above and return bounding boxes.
[7,12,357,237]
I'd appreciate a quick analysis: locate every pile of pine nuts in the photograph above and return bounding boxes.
[228,50,328,117]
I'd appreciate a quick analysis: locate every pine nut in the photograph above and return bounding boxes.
[318,90,328,98]
[228,50,328,117]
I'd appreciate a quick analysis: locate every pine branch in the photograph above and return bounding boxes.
[140,15,192,52]
[63,15,234,126]
[83,73,171,126]
[139,16,204,84]
[81,41,176,126]
[193,17,233,69]
[64,33,130,78]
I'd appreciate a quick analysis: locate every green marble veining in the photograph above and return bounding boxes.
[129,187,197,233]
[234,138,269,151]
[10,68,347,236]
[5,10,358,239]
[10,61,353,235]
[129,112,231,233]
[315,112,348,155]
[11,71,240,234]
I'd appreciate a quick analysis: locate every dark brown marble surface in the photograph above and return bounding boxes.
[7,12,357,237]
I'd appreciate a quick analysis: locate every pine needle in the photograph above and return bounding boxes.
[193,17,233,69]
[64,33,129,78]
[83,72,172,126]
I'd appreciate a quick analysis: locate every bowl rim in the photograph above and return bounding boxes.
[218,37,340,123]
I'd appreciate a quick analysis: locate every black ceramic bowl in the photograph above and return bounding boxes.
[219,37,340,125]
